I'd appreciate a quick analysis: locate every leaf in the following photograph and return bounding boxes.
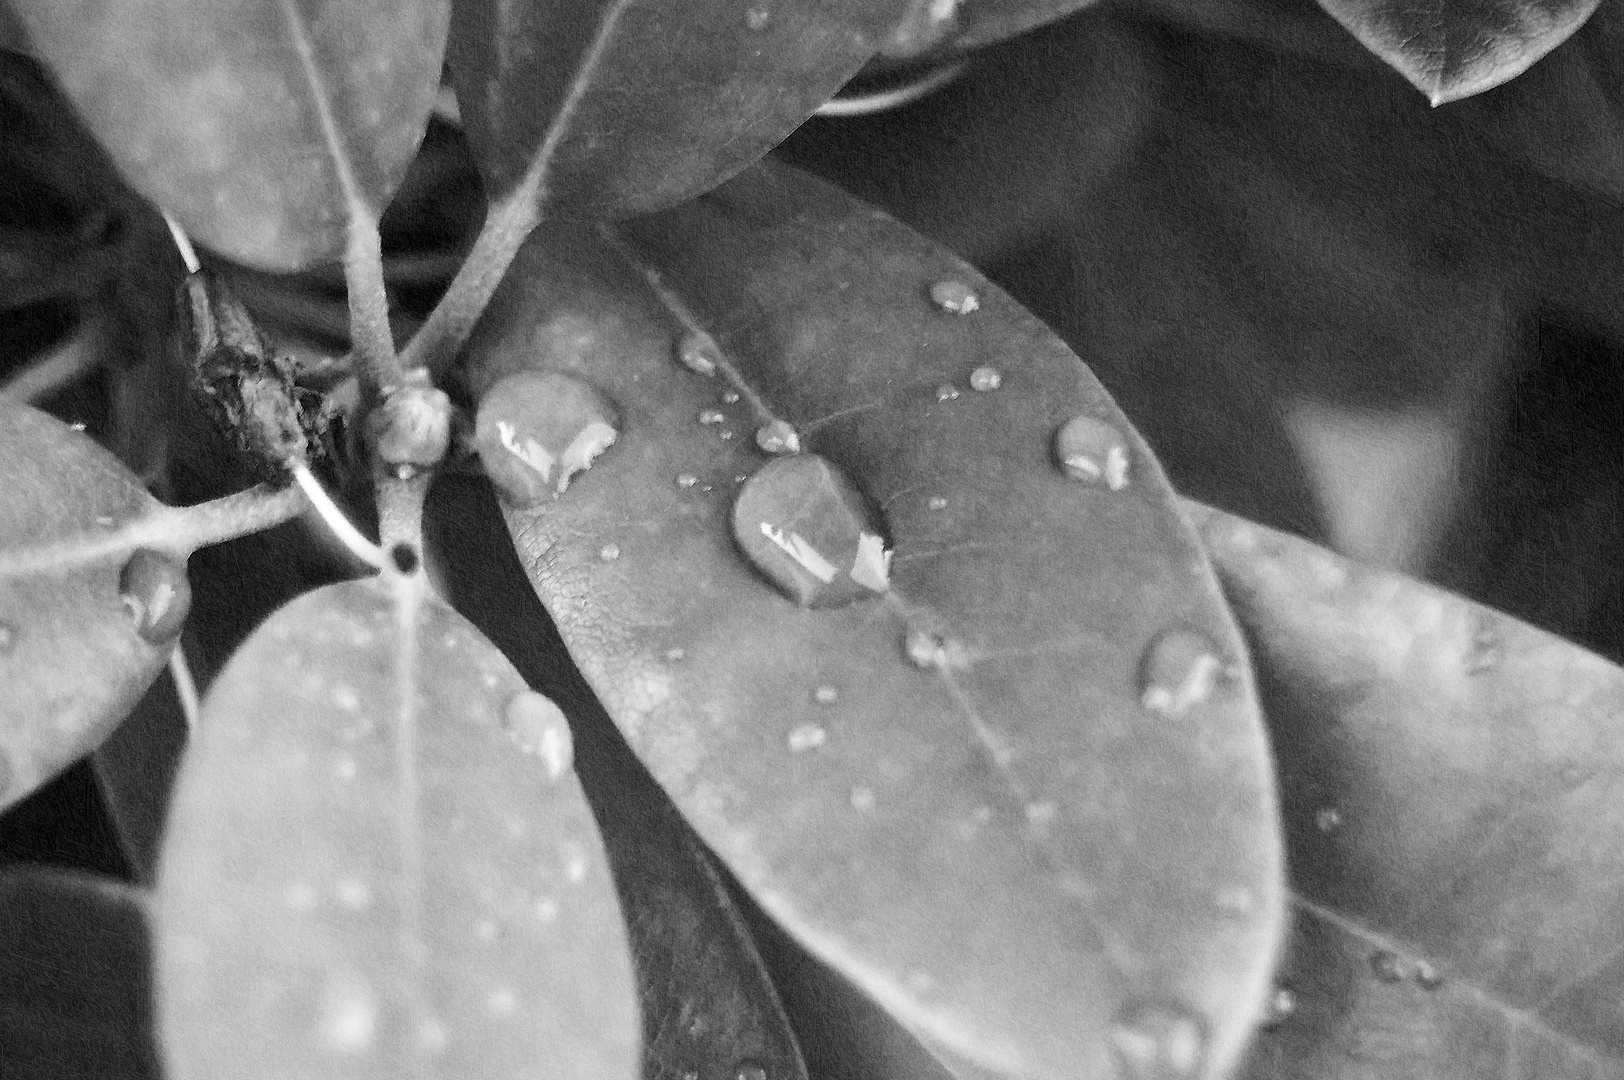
[152,573,639,1078]
[0,866,160,1080]
[0,397,184,813]
[10,0,449,269]
[874,0,1103,63]
[446,0,908,220]
[461,161,1285,1079]
[1311,0,1602,104]
[1180,502,1624,1077]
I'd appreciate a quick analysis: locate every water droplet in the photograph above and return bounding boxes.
[1369,950,1407,983]
[1414,960,1444,990]
[322,970,377,1051]
[733,455,891,607]
[535,896,559,922]
[1213,885,1254,913]
[69,420,86,432]
[0,622,14,653]
[563,845,590,883]
[929,279,980,314]
[664,647,687,662]
[677,472,700,489]
[787,723,827,752]
[1262,986,1296,1027]
[504,691,574,780]
[814,684,839,705]
[1110,1001,1206,1078]
[744,5,771,29]
[927,496,948,510]
[850,786,875,811]
[1315,807,1343,833]
[284,882,318,911]
[754,419,801,455]
[1025,801,1058,828]
[0,752,12,806]
[722,389,741,404]
[335,878,371,909]
[418,1018,448,1054]
[476,371,619,505]
[677,330,720,375]
[1055,416,1131,490]
[332,685,360,712]
[474,918,501,942]
[1465,616,1500,674]
[968,366,1002,392]
[699,408,726,425]
[487,987,519,1017]
[934,383,960,402]
[903,627,966,670]
[119,548,192,644]
[598,543,621,562]
[719,429,734,440]
[1139,629,1223,719]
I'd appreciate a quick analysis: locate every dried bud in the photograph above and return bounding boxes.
[367,374,453,474]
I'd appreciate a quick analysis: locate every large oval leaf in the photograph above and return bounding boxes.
[1181,502,1624,1077]
[153,572,639,1078]
[0,397,181,812]
[12,0,448,269]
[461,162,1285,1078]
[447,0,906,220]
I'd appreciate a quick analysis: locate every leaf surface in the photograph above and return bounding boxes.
[462,161,1284,1079]
[11,0,448,269]
[0,397,182,812]
[1181,503,1624,1078]
[0,866,159,1080]
[447,0,906,219]
[153,573,639,1079]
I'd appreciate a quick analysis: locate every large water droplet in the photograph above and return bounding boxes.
[733,455,891,607]
[968,366,1002,392]
[119,548,192,644]
[677,330,720,375]
[755,419,801,455]
[1055,415,1131,490]
[1110,1001,1206,1078]
[504,691,574,780]
[1139,629,1223,718]
[929,279,979,314]
[1369,950,1406,983]
[476,371,618,505]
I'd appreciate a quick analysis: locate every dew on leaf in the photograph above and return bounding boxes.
[850,786,875,811]
[1139,629,1223,719]
[968,366,1002,392]
[664,647,687,663]
[722,390,741,404]
[934,383,960,402]
[1414,960,1444,990]
[732,455,892,607]
[1315,807,1343,833]
[119,548,192,644]
[475,371,619,505]
[813,684,839,705]
[677,472,700,489]
[535,896,559,922]
[0,621,14,653]
[787,724,827,752]
[598,543,621,562]
[699,408,726,425]
[736,1062,769,1080]
[1369,950,1406,983]
[487,987,519,1017]
[903,627,966,671]
[335,878,371,910]
[677,329,720,375]
[1262,986,1296,1027]
[1055,415,1132,490]
[503,690,574,779]
[928,496,948,510]
[928,279,979,314]
[321,970,377,1052]
[1109,1001,1207,1079]
[744,5,771,29]
[754,419,801,455]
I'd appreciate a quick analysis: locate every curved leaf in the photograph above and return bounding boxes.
[1313,0,1601,104]
[462,162,1285,1079]
[153,573,639,1079]
[11,0,448,269]
[0,398,180,813]
[446,0,906,220]
[1181,502,1624,1077]
[0,866,159,1080]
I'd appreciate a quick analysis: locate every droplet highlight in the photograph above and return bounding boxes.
[1315,807,1343,833]
[475,371,619,505]
[735,1065,769,1080]
[744,5,771,29]
[598,543,621,562]
[119,548,192,644]
[787,724,827,752]
[732,455,891,608]
[968,366,1002,392]
[699,408,726,425]
[721,390,741,404]
[929,279,980,314]
[1055,415,1131,490]
[903,627,966,671]
[1414,960,1444,990]
[754,419,801,455]
[1262,986,1296,1028]
[504,691,574,780]
[1139,629,1224,719]
[1110,1001,1206,1078]
[677,330,720,375]
[934,383,960,402]
[321,970,378,1052]
[1370,950,1406,983]
[927,496,948,510]
[814,684,839,705]
[677,472,700,489]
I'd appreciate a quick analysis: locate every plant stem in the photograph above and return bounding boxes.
[163,482,310,553]
[397,184,541,378]
[0,318,102,402]
[376,472,430,570]
[345,212,407,394]
[169,645,201,729]
[290,465,387,570]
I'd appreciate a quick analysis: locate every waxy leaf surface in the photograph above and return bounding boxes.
[1182,504,1624,1078]
[11,0,448,269]
[153,574,638,1079]
[0,398,179,813]
[463,162,1284,1079]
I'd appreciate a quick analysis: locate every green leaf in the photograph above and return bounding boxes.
[1311,0,1601,103]
[462,161,1285,1079]
[0,866,159,1080]
[153,573,639,1078]
[1183,503,1624,1077]
[0,397,183,813]
[446,0,906,219]
[11,0,449,269]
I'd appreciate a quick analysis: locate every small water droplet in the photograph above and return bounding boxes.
[332,685,360,712]
[927,496,948,510]
[598,543,620,562]
[474,918,501,942]
[284,882,318,911]
[1315,807,1343,833]
[787,723,827,752]
[476,371,619,505]
[504,691,574,779]
[968,366,1002,392]
[563,845,590,883]
[664,647,687,662]
[69,421,86,432]
[0,752,13,805]
[1465,615,1500,674]
[754,419,801,455]
[1025,801,1058,828]
[1110,1001,1206,1079]
[0,622,15,653]
[1369,950,1406,983]
[733,455,891,607]
[1213,885,1254,913]
[119,548,192,644]
[699,408,726,425]
[418,1018,448,1054]
[677,330,720,375]
[850,785,875,811]
[1414,960,1444,990]
[1140,629,1223,718]
[721,389,741,404]
[535,896,559,922]
[929,279,980,314]
[677,472,700,489]
[487,987,519,1017]
[1262,987,1296,1028]
[903,627,966,670]
[744,4,771,29]
[814,684,839,705]
[335,878,371,910]
[934,383,960,402]
[322,970,377,1051]
[1055,415,1132,490]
